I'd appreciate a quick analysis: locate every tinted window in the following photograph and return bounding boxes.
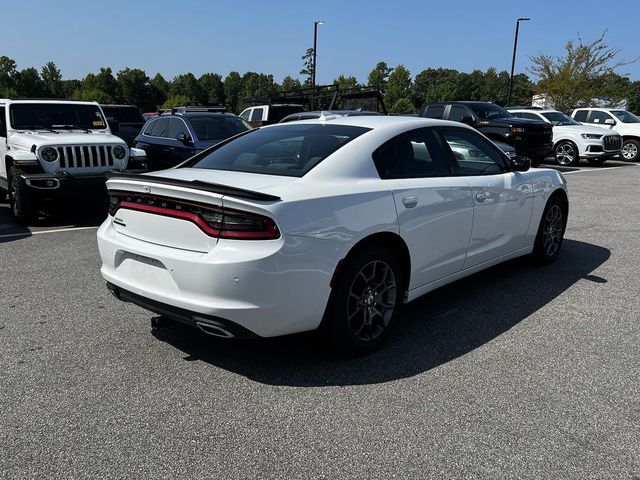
[373,129,450,179]
[250,108,264,122]
[466,103,512,120]
[573,110,588,122]
[150,118,169,137]
[519,112,543,121]
[448,105,471,122]
[587,110,613,124]
[438,128,507,175]
[143,120,155,135]
[167,118,188,139]
[611,110,640,123]
[541,111,580,126]
[0,107,6,137]
[186,124,370,177]
[101,106,144,124]
[188,115,250,141]
[239,109,251,121]
[10,103,107,130]
[424,105,445,119]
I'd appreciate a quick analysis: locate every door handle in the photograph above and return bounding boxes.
[402,195,418,208]
[475,191,489,202]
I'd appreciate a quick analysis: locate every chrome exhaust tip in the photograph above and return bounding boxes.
[195,321,235,338]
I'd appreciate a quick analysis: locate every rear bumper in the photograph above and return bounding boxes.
[97,218,349,338]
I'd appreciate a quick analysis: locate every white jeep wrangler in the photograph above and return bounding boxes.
[0,99,147,223]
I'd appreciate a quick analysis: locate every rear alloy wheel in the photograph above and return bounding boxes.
[324,248,403,352]
[554,141,579,166]
[621,139,640,162]
[532,197,566,264]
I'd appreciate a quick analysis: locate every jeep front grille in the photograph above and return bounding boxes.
[57,145,118,169]
[604,135,621,152]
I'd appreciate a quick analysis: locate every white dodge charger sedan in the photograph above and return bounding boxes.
[97,116,568,351]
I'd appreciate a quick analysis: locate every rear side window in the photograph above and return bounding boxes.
[143,120,155,135]
[438,128,508,175]
[186,124,370,177]
[0,107,6,137]
[150,118,169,137]
[573,110,588,122]
[373,128,450,179]
[424,105,445,119]
[250,108,264,122]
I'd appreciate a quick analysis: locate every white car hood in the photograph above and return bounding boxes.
[554,124,615,136]
[9,131,125,149]
[148,168,300,193]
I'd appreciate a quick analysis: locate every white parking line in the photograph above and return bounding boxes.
[0,225,99,240]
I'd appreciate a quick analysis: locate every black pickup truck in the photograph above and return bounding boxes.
[419,101,553,166]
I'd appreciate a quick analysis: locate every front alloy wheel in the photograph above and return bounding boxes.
[532,197,566,264]
[621,140,639,161]
[554,141,579,166]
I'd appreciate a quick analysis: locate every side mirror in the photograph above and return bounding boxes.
[109,119,120,134]
[604,118,616,125]
[510,155,531,172]
[460,115,474,125]
[176,132,190,144]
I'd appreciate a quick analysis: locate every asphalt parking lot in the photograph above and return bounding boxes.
[1,160,639,479]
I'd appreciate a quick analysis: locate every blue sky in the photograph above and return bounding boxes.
[4,0,640,83]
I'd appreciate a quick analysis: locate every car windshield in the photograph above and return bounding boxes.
[101,106,144,124]
[541,111,580,126]
[188,115,251,141]
[10,103,108,130]
[467,103,513,120]
[611,110,640,123]
[186,123,370,177]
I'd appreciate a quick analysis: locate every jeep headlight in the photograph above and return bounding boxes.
[112,145,126,160]
[581,133,603,139]
[41,147,58,162]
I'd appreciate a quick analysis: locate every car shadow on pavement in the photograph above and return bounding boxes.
[151,239,611,386]
[0,201,106,243]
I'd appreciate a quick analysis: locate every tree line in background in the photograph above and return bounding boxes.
[0,32,637,115]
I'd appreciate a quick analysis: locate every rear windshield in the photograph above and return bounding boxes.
[188,115,251,141]
[10,103,108,130]
[186,123,370,177]
[101,106,144,124]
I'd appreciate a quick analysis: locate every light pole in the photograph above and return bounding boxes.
[312,20,324,88]
[507,17,530,106]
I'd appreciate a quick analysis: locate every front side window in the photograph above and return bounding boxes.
[185,123,370,177]
[611,110,640,123]
[438,128,508,175]
[467,103,513,120]
[541,111,580,126]
[0,107,6,137]
[250,108,264,122]
[9,103,108,130]
[239,109,251,121]
[448,105,472,122]
[167,118,188,139]
[188,115,250,141]
[587,110,614,124]
[373,129,450,179]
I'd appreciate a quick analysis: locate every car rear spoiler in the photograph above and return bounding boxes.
[105,172,281,201]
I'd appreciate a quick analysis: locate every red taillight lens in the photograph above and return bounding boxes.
[109,192,280,240]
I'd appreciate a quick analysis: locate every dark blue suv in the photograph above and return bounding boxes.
[134,108,251,170]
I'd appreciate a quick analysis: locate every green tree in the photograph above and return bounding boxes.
[71,87,113,103]
[224,71,242,113]
[529,31,635,112]
[333,74,359,91]
[161,95,190,109]
[412,68,463,105]
[0,56,18,97]
[41,61,64,97]
[117,68,151,108]
[198,73,225,105]
[62,79,82,98]
[150,73,170,97]
[300,48,314,86]
[390,97,415,114]
[367,62,393,92]
[280,75,301,91]
[385,65,412,108]
[238,72,277,111]
[15,67,45,97]
[170,73,205,104]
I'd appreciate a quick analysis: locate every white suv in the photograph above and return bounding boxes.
[0,99,147,223]
[509,108,622,166]
[571,108,640,162]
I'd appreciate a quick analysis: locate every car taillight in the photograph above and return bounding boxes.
[108,192,280,240]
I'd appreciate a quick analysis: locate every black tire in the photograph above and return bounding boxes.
[323,247,404,353]
[531,195,567,265]
[554,141,580,166]
[586,157,607,166]
[8,167,36,224]
[621,139,640,162]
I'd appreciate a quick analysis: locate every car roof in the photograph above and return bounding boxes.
[265,115,473,131]
[158,112,238,118]
[0,98,100,106]
[508,108,558,114]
